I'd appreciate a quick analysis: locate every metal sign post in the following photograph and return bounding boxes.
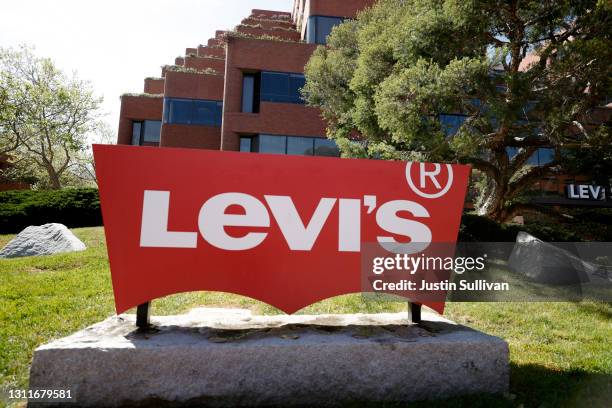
[136,302,151,328]
[409,302,422,324]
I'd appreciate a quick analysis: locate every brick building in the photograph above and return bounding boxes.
[117,0,377,157]
[0,155,30,192]
[116,0,610,208]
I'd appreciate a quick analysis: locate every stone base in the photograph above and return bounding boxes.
[29,308,509,407]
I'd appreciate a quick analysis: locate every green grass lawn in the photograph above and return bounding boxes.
[0,227,610,407]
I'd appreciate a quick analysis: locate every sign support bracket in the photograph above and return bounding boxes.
[408,302,422,324]
[136,302,151,328]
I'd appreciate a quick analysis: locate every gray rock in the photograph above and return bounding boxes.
[0,223,86,258]
[508,231,591,285]
[29,308,509,407]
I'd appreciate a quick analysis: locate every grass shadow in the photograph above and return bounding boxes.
[385,363,611,408]
[574,302,612,321]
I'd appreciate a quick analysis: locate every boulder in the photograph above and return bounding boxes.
[508,232,591,285]
[0,223,86,258]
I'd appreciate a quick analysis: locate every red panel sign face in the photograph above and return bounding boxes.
[93,145,470,314]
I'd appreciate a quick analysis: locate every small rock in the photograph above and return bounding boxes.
[0,223,86,259]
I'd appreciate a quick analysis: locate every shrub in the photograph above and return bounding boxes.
[458,214,519,242]
[459,212,602,243]
[557,208,612,242]
[0,188,102,234]
[520,221,582,242]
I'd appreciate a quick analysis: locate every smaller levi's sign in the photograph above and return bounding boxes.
[93,145,471,314]
[566,184,610,201]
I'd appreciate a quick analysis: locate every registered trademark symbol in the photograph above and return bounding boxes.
[405,162,454,199]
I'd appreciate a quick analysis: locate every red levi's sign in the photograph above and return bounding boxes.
[94,145,471,315]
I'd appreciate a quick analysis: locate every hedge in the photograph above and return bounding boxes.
[458,214,519,242]
[0,188,102,234]
[1,188,605,241]
[458,213,602,242]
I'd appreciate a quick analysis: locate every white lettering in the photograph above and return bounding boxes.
[420,163,442,189]
[265,196,336,251]
[140,191,198,248]
[588,185,602,200]
[198,193,269,251]
[140,192,442,254]
[376,200,432,254]
[339,199,361,252]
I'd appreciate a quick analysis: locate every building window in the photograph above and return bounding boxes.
[258,134,287,154]
[163,98,223,126]
[143,120,162,143]
[507,147,555,166]
[306,16,345,45]
[260,72,306,104]
[243,134,340,157]
[165,99,192,124]
[439,114,468,137]
[131,122,142,146]
[287,136,314,155]
[537,148,555,165]
[131,120,161,146]
[525,148,555,166]
[239,137,253,152]
[242,73,260,113]
[314,138,341,157]
[192,100,222,126]
[526,149,540,165]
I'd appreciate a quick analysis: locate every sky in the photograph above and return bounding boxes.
[0,0,293,137]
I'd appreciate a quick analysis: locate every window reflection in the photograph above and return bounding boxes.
[439,114,467,137]
[131,122,142,146]
[258,135,287,154]
[241,134,340,157]
[314,139,340,157]
[287,136,314,155]
[260,72,305,104]
[242,74,260,113]
[142,120,161,143]
[506,147,555,166]
[163,98,223,126]
[306,16,345,45]
[239,137,252,153]
[131,120,161,146]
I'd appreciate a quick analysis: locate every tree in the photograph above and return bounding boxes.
[71,122,116,187]
[303,0,612,223]
[0,72,20,155]
[0,45,103,189]
[562,124,612,186]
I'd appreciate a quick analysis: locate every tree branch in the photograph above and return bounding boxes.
[507,161,559,198]
[462,156,501,181]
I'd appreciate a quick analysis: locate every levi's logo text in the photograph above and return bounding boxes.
[140,192,433,253]
[94,145,470,314]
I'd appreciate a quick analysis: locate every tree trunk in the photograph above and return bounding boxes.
[45,164,62,190]
[476,177,505,221]
[476,172,550,224]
